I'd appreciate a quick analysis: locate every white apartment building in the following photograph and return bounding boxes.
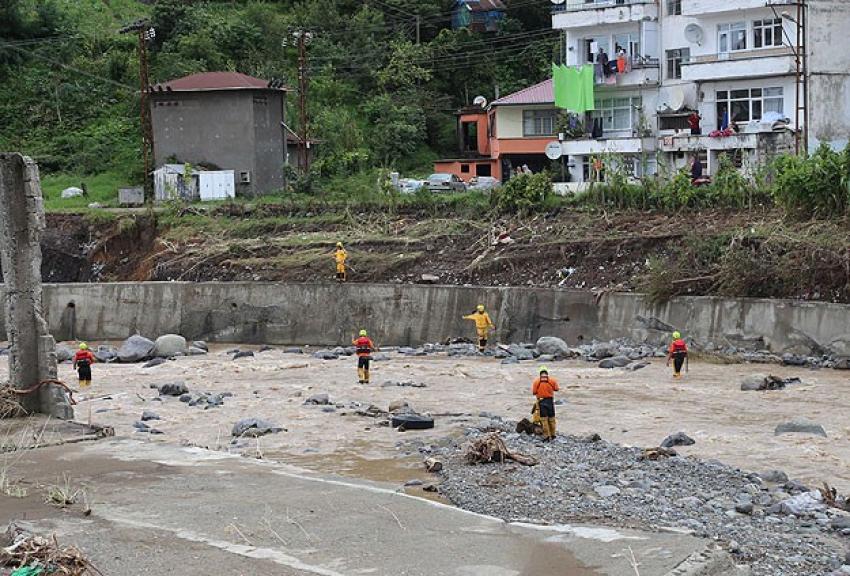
[550,0,850,183]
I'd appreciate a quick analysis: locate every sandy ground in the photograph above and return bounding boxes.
[9,345,850,493]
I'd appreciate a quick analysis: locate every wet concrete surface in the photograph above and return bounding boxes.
[0,440,704,575]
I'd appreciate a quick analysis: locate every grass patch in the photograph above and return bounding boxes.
[41,171,133,211]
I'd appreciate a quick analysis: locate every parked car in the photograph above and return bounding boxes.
[468,176,500,192]
[398,178,427,194]
[427,173,466,193]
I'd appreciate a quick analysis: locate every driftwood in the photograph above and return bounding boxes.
[1,524,101,575]
[465,433,537,466]
[0,388,25,419]
[639,447,678,461]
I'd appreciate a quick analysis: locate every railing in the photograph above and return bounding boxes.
[552,0,654,13]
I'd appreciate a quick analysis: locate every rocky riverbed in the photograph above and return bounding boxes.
[438,426,850,576]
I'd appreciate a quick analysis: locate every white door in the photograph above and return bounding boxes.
[199,171,236,201]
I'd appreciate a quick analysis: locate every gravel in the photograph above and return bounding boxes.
[438,427,850,576]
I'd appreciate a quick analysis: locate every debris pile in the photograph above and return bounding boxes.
[0,387,25,419]
[0,524,98,575]
[464,432,537,466]
[439,427,850,576]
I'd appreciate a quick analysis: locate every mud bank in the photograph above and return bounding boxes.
[1,282,848,356]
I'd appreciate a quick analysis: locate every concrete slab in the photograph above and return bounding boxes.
[1,439,707,576]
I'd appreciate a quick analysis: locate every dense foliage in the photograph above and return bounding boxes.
[0,0,557,183]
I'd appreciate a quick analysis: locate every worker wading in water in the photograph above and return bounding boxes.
[532,366,559,442]
[73,342,96,388]
[463,304,495,352]
[666,331,689,378]
[334,242,348,282]
[352,329,375,384]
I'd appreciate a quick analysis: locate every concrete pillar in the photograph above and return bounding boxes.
[0,153,73,419]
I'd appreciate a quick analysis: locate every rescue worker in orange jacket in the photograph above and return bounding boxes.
[463,304,495,352]
[352,329,375,384]
[73,342,96,388]
[532,366,559,441]
[334,242,348,282]
[666,331,688,378]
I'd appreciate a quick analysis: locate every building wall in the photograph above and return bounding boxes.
[251,91,286,195]
[152,91,256,193]
[5,282,849,357]
[807,0,850,151]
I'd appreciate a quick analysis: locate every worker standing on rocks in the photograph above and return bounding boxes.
[73,342,96,388]
[666,331,689,378]
[334,242,348,282]
[352,329,375,384]
[463,304,495,352]
[532,366,559,442]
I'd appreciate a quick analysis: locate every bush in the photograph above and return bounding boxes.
[772,144,850,217]
[491,172,552,214]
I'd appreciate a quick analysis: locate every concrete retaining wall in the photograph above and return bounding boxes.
[1,282,849,355]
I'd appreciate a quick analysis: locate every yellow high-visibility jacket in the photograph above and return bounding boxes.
[335,248,347,264]
[463,311,494,331]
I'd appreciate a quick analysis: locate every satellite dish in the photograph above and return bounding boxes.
[684,23,704,46]
[545,141,563,160]
[473,95,488,108]
[550,0,565,4]
[669,87,686,112]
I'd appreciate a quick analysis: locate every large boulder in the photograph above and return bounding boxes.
[232,418,284,438]
[741,374,769,391]
[535,337,570,357]
[54,344,75,363]
[599,355,631,369]
[152,334,187,358]
[774,420,827,438]
[94,345,119,363]
[507,344,534,361]
[118,335,156,363]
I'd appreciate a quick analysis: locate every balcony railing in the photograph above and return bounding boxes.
[552,0,654,13]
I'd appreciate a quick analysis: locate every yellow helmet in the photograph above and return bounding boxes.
[336,242,343,248]
[477,304,485,312]
[79,342,88,350]
[538,366,549,374]
[672,331,681,340]
[359,329,367,336]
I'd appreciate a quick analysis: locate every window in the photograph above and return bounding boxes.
[461,164,470,174]
[666,48,690,79]
[614,32,640,59]
[718,22,747,53]
[667,0,682,15]
[716,87,784,126]
[659,114,692,131]
[753,18,783,49]
[522,109,557,137]
[592,96,642,132]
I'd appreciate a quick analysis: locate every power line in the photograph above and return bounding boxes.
[0,41,135,90]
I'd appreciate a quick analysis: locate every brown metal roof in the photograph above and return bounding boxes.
[491,79,553,106]
[461,0,507,12]
[152,71,288,92]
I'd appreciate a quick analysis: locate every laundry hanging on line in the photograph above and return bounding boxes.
[552,63,595,114]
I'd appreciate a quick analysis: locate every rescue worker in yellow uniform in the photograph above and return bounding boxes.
[532,366,560,442]
[463,304,495,352]
[334,242,347,282]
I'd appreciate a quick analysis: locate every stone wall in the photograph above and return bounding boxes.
[0,282,847,357]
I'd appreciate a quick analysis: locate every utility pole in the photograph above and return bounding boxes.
[292,30,313,174]
[120,20,156,201]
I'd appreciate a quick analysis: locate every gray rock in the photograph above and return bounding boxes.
[233,351,254,360]
[661,432,695,448]
[231,418,284,437]
[735,501,754,515]
[284,347,303,354]
[594,485,621,498]
[775,490,826,516]
[501,356,519,365]
[179,394,192,403]
[140,410,160,421]
[830,516,850,530]
[624,361,650,371]
[760,470,789,483]
[599,355,631,369]
[741,374,769,391]
[143,357,166,369]
[507,344,534,360]
[404,479,425,487]
[313,350,339,360]
[258,345,274,353]
[61,186,84,198]
[304,393,330,405]
[774,420,827,438]
[152,334,187,358]
[192,340,209,351]
[372,352,391,361]
[535,337,571,357]
[187,347,207,356]
[93,345,119,363]
[54,344,75,363]
[118,334,156,363]
[834,357,850,370]
[420,273,440,284]
[389,399,411,413]
[591,344,615,359]
[133,421,150,431]
[321,406,336,413]
[158,382,189,396]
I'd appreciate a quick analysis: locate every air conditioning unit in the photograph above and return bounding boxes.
[239,171,251,184]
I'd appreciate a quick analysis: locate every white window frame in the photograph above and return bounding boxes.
[718,22,748,54]
[716,87,784,124]
[592,96,643,132]
[753,18,784,49]
[667,0,682,16]
[522,109,557,137]
[666,48,690,80]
